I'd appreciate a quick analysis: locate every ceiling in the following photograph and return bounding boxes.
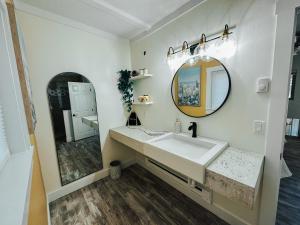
[15,0,203,39]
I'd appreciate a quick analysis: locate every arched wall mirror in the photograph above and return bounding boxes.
[47,72,103,186]
[171,56,231,118]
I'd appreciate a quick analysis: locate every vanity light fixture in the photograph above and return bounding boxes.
[166,24,236,70]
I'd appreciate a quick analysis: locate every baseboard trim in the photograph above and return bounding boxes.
[136,156,250,225]
[46,195,51,225]
[47,158,135,203]
[121,158,136,169]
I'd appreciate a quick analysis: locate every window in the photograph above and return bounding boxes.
[0,105,10,171]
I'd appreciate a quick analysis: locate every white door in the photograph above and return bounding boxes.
[206,66,229,113]
[211,70,228,109]
[68,82,97,141]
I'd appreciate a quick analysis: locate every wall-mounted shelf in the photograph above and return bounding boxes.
[130,74,153,81]
[132,101,153,105]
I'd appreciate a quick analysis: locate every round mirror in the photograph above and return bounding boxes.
[171,56,231,118]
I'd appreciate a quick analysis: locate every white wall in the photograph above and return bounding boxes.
[130,0,276,224]
[288,55,300,118]
[131,0,275,154]
[260,1,300,224]
[16,10,136,193]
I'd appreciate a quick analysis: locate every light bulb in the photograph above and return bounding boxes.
[179,41,190,66]
[196,33,211,62]
[167,53,182,72]
[188,56,196,65]
[167,46,178,72]
[174,54,184,71]
[167,54,174,68]
[215,36,236,58]
[222,37,236,57]
[213,24,237,59]
[196,43,211,62]
[181,49,190,63]
[214,24,237,59]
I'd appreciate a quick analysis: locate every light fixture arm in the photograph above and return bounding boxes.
[182,41,189,51]
[222,24,230,39]
[200,33,207,45]
[167,47,174,57]
[167,24,234,57]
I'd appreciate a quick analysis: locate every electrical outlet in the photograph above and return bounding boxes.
[256,77,270,93]
[253,120,265,134]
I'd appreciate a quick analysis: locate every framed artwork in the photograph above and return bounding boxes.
[177,66,201,106]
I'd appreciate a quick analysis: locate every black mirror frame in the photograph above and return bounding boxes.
[170,56,231,118]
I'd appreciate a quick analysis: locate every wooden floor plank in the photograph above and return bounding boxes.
[276,137,300,225]
[50,164,228,225]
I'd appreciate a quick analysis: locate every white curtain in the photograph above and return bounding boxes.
[0,105,10,171]
[16,21,37,130]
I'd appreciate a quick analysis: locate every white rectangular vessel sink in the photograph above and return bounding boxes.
[144,133,228,184]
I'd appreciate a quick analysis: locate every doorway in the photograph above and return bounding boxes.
[275,10,300,225]
[47,72,103,186]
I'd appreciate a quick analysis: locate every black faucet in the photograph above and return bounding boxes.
[188,122,197,138]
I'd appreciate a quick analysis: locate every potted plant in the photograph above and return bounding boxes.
[117,70,133,112]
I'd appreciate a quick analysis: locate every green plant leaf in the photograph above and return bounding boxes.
[118,70,134,112]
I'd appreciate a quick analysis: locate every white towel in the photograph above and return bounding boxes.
[281,158,292,178]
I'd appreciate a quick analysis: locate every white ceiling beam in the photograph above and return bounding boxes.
[80,0,151,29]
[131,0,206,41]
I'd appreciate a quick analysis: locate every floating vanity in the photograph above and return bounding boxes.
[109,126,162,154]
[109,126,264,208]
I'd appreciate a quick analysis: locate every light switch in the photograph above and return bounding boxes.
[253,120,265,134]
[256,77,270,93]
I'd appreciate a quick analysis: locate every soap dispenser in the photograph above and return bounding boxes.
[175,118,181,133]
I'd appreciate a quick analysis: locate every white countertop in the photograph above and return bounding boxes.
[110,126,168,143]
[111,127,265,188]
[207,147,264,188]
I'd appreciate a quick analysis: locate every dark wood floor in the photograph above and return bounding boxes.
[50,164,228,225]
[276,137,300,225]
[56,135,103,185]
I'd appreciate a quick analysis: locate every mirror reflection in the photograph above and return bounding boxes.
[47,72,103,186]
[171,56,231,117]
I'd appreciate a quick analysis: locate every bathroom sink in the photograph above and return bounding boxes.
[144,133,228,183]
[82,115,98,128]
